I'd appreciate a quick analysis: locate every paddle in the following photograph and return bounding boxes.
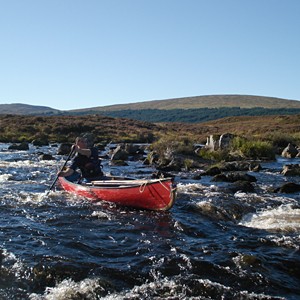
[47,147,75,195]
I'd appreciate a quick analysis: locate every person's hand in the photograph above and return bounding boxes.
[72,144,79,152]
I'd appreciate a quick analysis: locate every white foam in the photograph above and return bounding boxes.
[0,173,12,182]
[240,204,300,232]
[29,278,102,300]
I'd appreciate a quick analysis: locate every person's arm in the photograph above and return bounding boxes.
[73,144,91,157]
[58,167,74,177]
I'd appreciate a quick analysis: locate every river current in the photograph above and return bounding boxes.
[0,143,299,300]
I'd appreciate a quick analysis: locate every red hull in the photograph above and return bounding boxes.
[58,177,176,211]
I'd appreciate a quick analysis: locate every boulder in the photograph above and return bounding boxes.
[109,160,128,166]
[219,133,235,150]
[157,157,182,172]
[281,164,300,176]
[39,154,55,160]
[58,143,72,155]
[275,182,300,193]
[212,173,228,182]
[226,172,257,182]
[192,173,202,180]
[249,163,262,172]
[212,172,257,183]
[220,161,262,172]
[125,143,144,155]
[95,143,106,151]
[281,143,299,158]
[111,145,128,161]
[203,166,221,176]
[8,142,29,150]
[32,139,49,146]
[229,181,255,193]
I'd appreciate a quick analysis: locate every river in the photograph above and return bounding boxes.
[0,143,299,299]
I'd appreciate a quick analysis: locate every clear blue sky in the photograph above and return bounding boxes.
[1,0,300,110]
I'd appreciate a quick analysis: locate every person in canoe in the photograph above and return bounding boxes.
[58,135,103,182]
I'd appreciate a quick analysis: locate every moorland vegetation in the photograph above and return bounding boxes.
[1,114,300,162]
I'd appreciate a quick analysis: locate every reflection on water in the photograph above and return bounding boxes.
[0,143,300,299]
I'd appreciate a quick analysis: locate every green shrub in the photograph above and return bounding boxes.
[197,149,231,161]
[239,141,275,160]
[266,132,295,148]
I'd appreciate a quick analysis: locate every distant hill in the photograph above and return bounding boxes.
[67,95,300,123]
[69,95,300,112]
[1,95,300,123]
[0,103,60,115]
[75,107,300,123]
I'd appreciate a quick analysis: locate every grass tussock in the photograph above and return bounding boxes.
[150,135,195,157]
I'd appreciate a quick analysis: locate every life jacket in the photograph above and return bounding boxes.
[82,160,103,178]
[72,147,103,178]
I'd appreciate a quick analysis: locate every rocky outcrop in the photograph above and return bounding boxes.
[205,133,235,151]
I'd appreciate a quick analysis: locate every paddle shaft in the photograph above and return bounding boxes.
[47,148,74,194]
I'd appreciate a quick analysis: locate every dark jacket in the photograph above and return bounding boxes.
[70,147,103,178]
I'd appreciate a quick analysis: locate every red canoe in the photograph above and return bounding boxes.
[58,176,176,211]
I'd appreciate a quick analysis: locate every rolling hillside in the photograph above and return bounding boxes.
[1,95,300,123]
[0,103,60,115]
[69,95,300,112]
[67,95,300,123]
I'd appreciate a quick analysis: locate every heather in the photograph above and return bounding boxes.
[1,114,300,161]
